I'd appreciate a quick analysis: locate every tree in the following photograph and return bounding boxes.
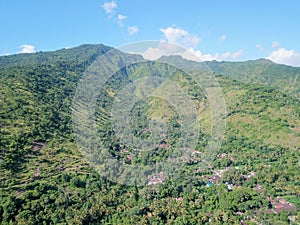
[221,167,245,186]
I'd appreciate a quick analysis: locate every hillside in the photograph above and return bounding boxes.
[206,59,300,99]
[0,44,299,224]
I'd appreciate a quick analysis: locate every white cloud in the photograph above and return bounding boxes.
[153,28,242,62]
[139,41,243,62]
[271,41,280,49]
[183,48,243,62]
[18,44,36,54]
[102,1,117,16]
[181,48,214,61]
[256,44,264,51]
[0,52,10,56]
[268,48,300,67]
[127,26,138,35]
[160,27,200,48]
[220,34,227,41]
[117,14,127,26]
[140,42,184,60]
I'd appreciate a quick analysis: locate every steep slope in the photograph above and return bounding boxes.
[159,55,300,149]
[0,44,112,68]
[206,59,300,98]
[0,45,299,224]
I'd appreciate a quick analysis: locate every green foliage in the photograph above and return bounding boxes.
[0,44,299,224]
[207,59,300,98]
[221,168,245,186]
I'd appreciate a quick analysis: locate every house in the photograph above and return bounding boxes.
[208,175,221,184]
[120,149,129,153]
[147,172,165,185]
[126,155,133,160]
[267,197,296,214]
[255,184,264,195]
[156,143,169,149]
[243,171,256,180]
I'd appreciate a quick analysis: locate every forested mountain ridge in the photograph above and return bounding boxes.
[206,59,300,98]
[0,44,299,224]
[0,44,112,68]
[158,55,300,98]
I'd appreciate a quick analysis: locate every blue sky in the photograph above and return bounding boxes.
[1,0,300,66]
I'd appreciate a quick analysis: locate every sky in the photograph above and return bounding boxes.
[1,0,300,66]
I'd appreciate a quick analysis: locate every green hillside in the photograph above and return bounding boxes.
[206,59,300,98]
[0,44,299,224]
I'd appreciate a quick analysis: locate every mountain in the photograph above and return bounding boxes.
[0,44,299,224]
[158,55,300,98]
[206,59,300,98]
[0,44,112,67]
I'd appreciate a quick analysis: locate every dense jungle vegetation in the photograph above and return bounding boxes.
[0,44,299,224]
